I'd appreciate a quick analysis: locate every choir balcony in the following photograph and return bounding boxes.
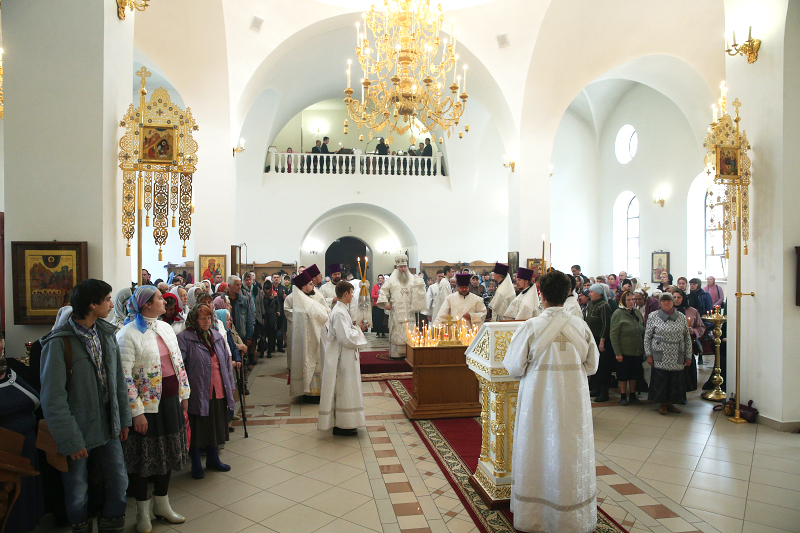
[266,147,445,177]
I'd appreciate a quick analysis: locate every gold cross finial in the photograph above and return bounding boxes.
[732,98,742,118]
[136,67,151,88]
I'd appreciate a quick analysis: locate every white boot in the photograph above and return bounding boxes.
[153,494,185,524]
[135,498,152,533]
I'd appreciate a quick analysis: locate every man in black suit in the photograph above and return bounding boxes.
[423,138,433,174]
[311,140,321,173]
[321,136,331,172]
[376,137,389,174]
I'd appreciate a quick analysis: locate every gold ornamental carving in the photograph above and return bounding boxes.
[119,67,198,282]
[472,331,490,360]
[474,467,511,500]
[493,331,512,361]
[479,382,490,462]
[117,0,149,20]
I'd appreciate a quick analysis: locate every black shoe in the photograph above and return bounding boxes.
[97,516,125,533]
[628,395,643,405]
[332,427,358,436]
[267,352,273,358]
[303,394,321,404]
[589,383,600,397]
[277,347,285,353]
[594,386,610,403]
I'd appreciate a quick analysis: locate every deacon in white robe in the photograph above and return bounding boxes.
[502,267,541,321]
[306,264,331,311]
[433,274,487,330]
[319,263,344,308]
[503,270,599,533]
[489,262,516,321]
[563,275,583,319]
[288,271,330,400]
[431,268,454,322]
[376,254,427,358]
[425,274,441,319]
[318,282,368,436]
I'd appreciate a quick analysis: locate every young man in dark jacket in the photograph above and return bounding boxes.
[39,279,132,533]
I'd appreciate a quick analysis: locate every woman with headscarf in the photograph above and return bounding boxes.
[645,293,692,415]
[609,291,645,405]
[169,286,189,318]
[215,309,243,371]
[177,304,236,479]
[117,286,191,532]
[704,276,724,308]
[585,284,615,403]
[673,289,705,392]
[111,288,132,331]
[161,292,185,335]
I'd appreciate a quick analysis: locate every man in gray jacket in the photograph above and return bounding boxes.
[40,279,132,533]
[227,275,255,364]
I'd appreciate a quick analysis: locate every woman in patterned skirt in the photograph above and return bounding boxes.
[118,286,191,532]
[644,293,693,415]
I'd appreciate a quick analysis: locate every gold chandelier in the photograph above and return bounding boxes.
[344,0,468,144]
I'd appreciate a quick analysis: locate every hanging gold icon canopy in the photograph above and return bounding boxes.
[118,67,198,262]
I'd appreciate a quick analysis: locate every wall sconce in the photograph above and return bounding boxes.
[653,194,665,207]
[309,250,319,255]
[726,26,760,63]
[549,164,553,177]
[382,250,391,255]
[503,155,515,172]
[233,138,245,156]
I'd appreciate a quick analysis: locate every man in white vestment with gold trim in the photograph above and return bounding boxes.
[489,262,515,321]
[433,274,487,330]
[287,271,330,403]
[503,270,599,533]
[319,263,343,308]
[305,264,331,311]
[502,267,541,321]
[431,266,454,322]
[318,280,368,437]
[376,254,427,359]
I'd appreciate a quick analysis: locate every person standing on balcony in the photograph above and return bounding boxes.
[376,137,388,174]
[311,140,321,173]
[423,138,433,174]
[321,136,331,172]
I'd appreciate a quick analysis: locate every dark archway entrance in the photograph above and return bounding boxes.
[324,237,372,281]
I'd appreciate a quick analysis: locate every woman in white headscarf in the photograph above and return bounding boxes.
[169,286,189,320]
[111,288,132,331]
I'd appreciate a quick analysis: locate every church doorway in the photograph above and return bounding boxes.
[324,236,372,281]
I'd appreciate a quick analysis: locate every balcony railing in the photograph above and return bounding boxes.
[266,148,445,176]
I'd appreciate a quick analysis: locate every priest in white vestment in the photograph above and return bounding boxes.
[376,254,427,358]
[306,264,332,311]
[288,271,331,402]
[563,274,583,319]
[318,280,368,436]
[431,267,454,322]
[433,274,487,330]
[489,262,516,321]
[503,270,599,533]
[502,267,541,321]
[319,263,343,308]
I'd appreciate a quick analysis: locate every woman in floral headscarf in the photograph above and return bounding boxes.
[117,286,191,532]
[161,292,185,335]
[177,304,236,480]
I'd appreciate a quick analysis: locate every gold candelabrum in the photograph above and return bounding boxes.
[726,26,760,64]
[702,81,754,424]
[118,67,199,286]
[406,316,478,348]
[343,0,468,146]
[355,256,372,327]
[117,0,149,20]
[701,306,728,402]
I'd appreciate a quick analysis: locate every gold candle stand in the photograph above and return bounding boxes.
[701,308,727,402]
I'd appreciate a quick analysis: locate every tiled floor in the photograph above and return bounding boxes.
[32,346,800,533]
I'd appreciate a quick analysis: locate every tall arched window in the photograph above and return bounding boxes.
[705,187,727,279]
[626,197,640,277]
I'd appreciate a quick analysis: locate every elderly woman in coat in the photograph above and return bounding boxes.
[177,304,236,479]
[645,292,693,415]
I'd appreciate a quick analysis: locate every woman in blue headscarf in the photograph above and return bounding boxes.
[117,286,191,532]
[586,284,615,403]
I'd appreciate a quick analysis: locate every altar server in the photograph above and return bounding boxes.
[318,281,368,436]
[433,274,487,330]
[489,262,515,321]
[377,254,427,359]
[503,270,599,533]
[320,263,343,307]
[287,271,330,402]
[431,266,454,322]
[502,267,541,321]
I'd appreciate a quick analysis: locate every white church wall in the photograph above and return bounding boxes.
[596,84,705,282]
[550,110,600,273]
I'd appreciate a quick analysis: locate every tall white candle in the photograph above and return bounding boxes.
[463,65,467,93]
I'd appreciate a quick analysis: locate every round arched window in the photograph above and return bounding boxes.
[615,124,638,164]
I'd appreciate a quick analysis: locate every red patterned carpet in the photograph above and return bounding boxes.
[360,350,412,374]
[386,379,628,533]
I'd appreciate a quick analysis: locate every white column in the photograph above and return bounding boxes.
[3,0,134,347]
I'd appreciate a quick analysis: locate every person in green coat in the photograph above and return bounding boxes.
[610,291,645,405]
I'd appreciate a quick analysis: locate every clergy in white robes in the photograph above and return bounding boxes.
[489,262,516,321]
[502,267,541,321]
[376,254,427,358]
[563,273,584,319]
[288,271,330,401]
[433,274,487,330]
[503,270,599,533]
[319,263,343,308]
[318,281,369,436]
[431,267,454,322]
[306,264,333,312]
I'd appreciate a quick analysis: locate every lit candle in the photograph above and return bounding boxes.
[453,54,459,84]
[347,68,351,88]
[463,65,467,93]
[712,104,718,121]
[542,234,546,266]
